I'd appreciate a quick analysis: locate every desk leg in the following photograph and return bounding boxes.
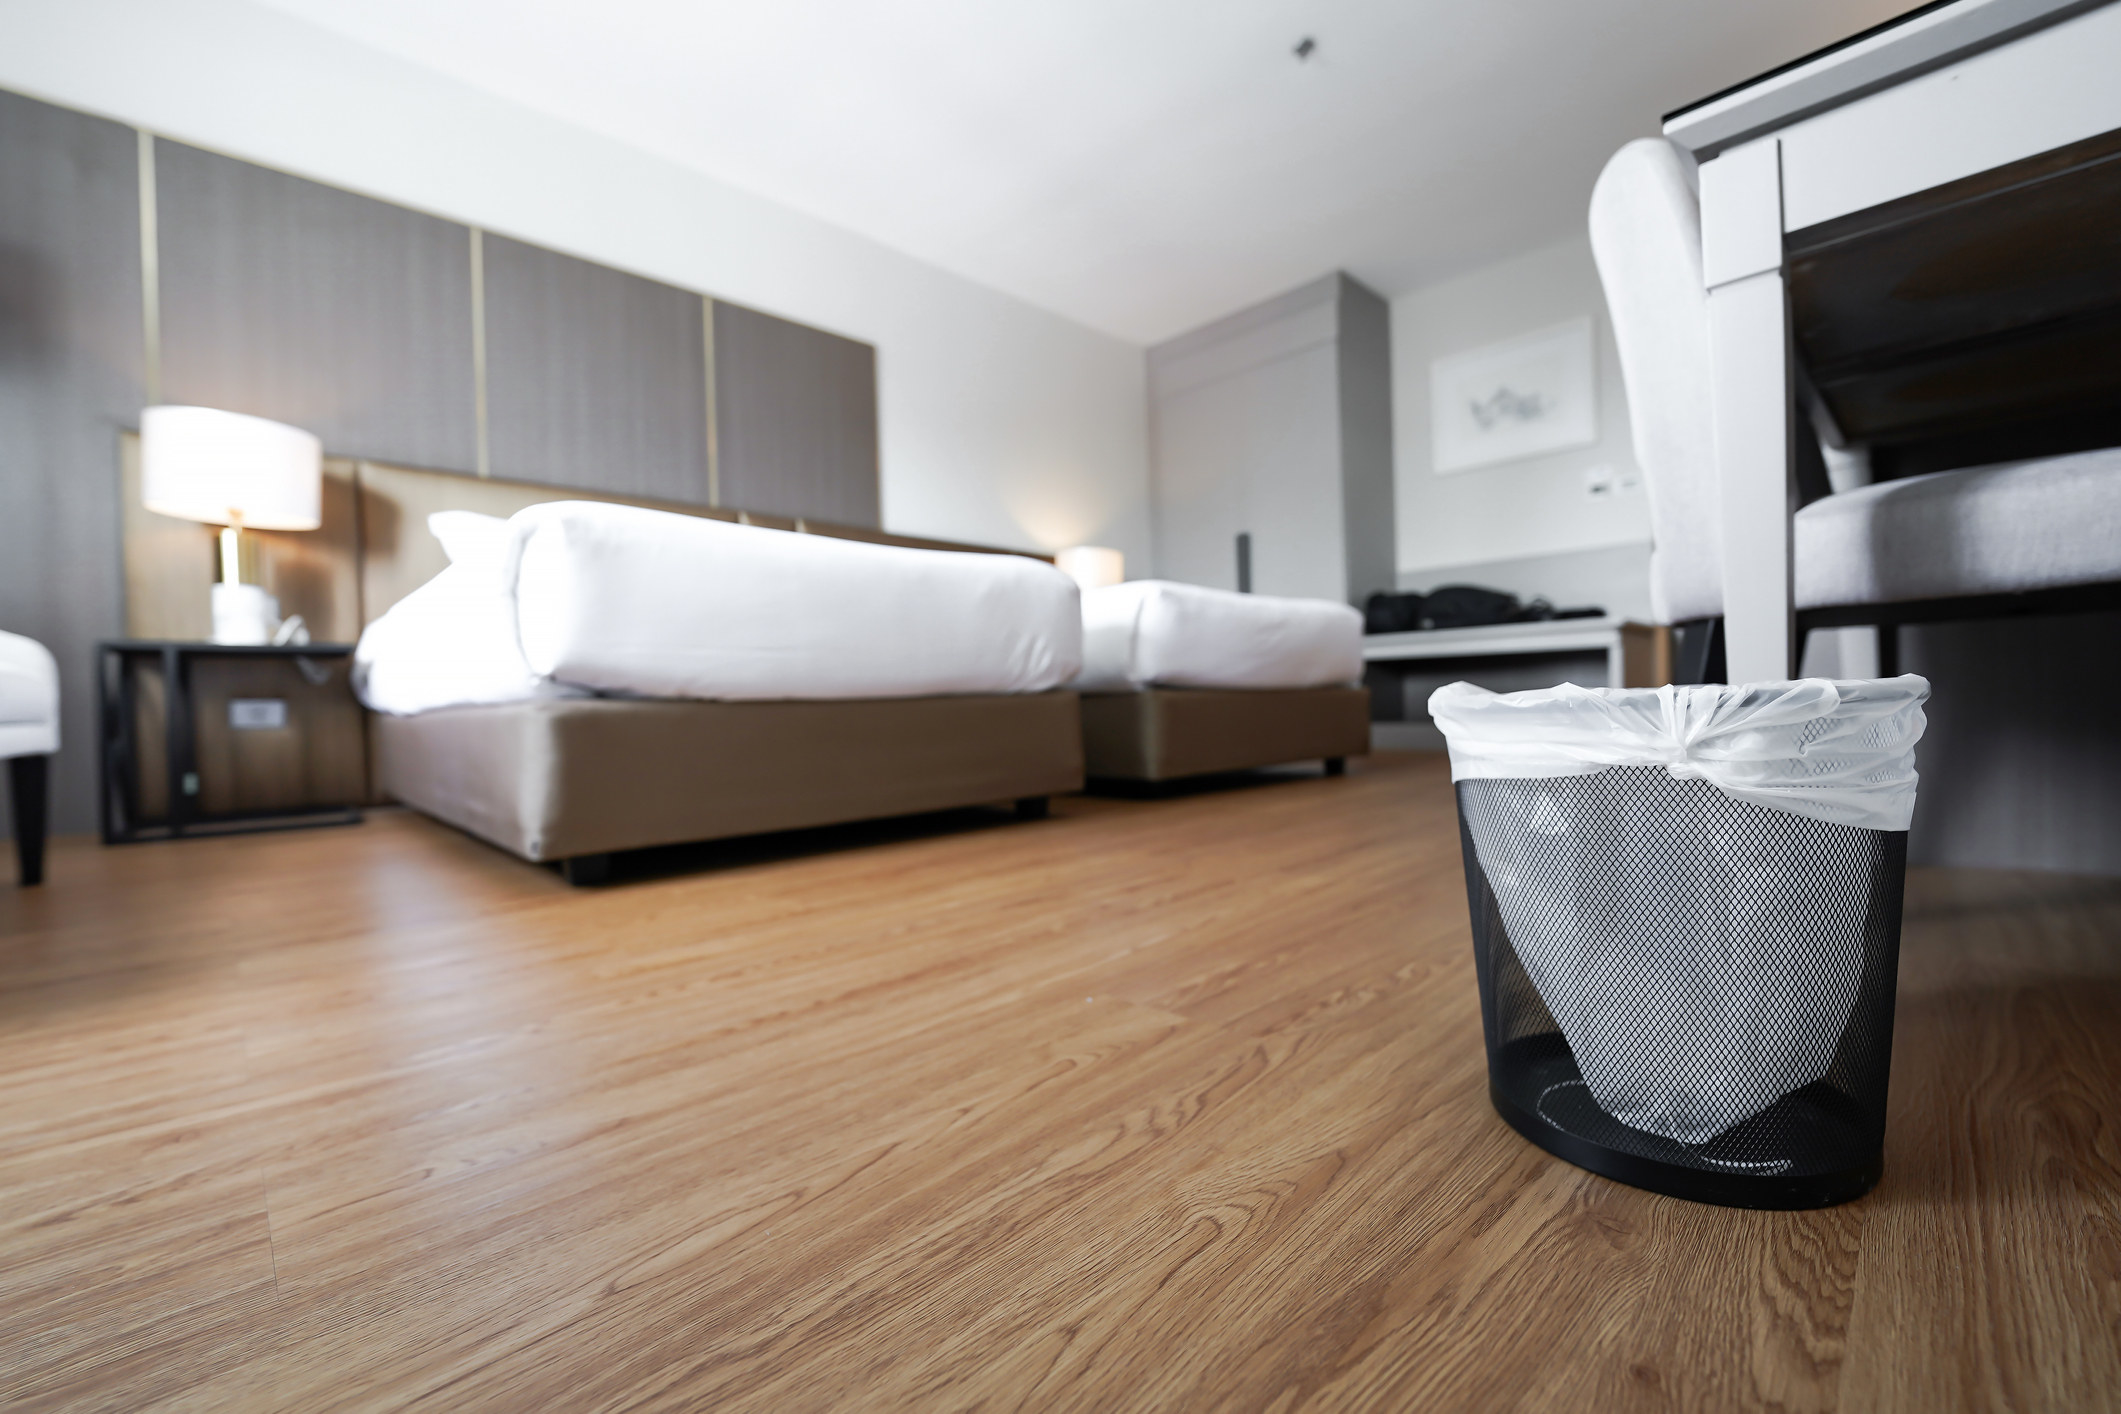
[1708,272,1795,682]
[1702,138,1795,684]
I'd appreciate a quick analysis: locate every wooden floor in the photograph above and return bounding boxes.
[3,752,2118,1412]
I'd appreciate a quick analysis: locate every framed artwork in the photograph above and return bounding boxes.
[1430,316,1597,473]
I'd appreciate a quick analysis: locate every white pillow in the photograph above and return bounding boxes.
[354,511,547,716]
[428,510,511,585]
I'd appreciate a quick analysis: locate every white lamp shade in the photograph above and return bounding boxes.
[141,405,323,530]
[1056,545,1125,592]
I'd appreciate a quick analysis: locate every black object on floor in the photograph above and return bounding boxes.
[1456,768,1907,1209]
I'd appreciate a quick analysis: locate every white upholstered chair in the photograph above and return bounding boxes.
[1589,137,2121,680]
[0,631,58,885]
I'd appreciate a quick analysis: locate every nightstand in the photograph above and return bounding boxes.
[97,640,366,843]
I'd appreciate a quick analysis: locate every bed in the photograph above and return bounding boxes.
[358,496,1084,883]
[1071,580,1370,783]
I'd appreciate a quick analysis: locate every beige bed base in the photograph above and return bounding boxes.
[375,692,1083,883]
[1078,686,1371,782]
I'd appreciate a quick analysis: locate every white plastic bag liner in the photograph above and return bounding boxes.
[1430,677,1929,832]
[1434,678,1927,1145]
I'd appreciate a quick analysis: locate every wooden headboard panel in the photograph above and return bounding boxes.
[120,442,1049,641]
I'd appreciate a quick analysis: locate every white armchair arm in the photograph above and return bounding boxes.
[1,630,56,885]
[0,631,59,763]
[0,631,60,759]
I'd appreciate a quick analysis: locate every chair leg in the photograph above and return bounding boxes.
[10,753,49,887]
[1672,617,1727,685]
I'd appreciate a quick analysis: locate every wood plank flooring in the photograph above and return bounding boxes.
[2,751,2117,1411]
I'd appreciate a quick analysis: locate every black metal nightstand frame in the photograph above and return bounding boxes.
[97,640,364,844]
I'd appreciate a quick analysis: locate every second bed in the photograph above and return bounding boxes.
[1071,580,1370,782]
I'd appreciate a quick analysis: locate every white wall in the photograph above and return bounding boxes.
[0,0,1150,564]
[1392,234,1650,609]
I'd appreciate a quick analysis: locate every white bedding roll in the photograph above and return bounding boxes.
[355,511,574,717]
[509,501,1082,700]
[1073,580,1363,692]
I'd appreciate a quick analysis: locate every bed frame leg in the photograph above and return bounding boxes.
[1014,796,1050,821]
[562,853,613,887]
[1323,757,1347,777]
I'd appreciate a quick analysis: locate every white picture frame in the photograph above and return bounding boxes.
[1430,316,1597,473]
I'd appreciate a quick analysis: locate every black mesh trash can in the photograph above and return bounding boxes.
[1431,677,1929,1210]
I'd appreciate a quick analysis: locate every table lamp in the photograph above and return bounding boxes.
[1056,545,1124,593]
[141,405,322,644]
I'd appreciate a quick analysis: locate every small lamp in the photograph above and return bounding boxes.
[1056,545,1124,593]
[141,406,322,644]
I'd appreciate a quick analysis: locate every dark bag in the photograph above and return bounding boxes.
[1421,584,1525,629]
[1367,584,1605,634]
[1364,591,1427,634]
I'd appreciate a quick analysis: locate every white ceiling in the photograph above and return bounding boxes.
[252,0,1905,345]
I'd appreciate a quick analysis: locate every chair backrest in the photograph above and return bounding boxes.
[1588,138,1722,623]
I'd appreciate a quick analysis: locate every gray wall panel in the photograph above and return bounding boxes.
[0,91,143,835]
[156,141,477,471]
[1148,276,1349,602]
[714,301,880,526]
[1336,275,1396,604]
[484,235,708,502]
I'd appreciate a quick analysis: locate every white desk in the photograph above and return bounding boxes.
[1663,0,2121,681]
[1364,616,1658,693]
[1364,617,1666,750]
